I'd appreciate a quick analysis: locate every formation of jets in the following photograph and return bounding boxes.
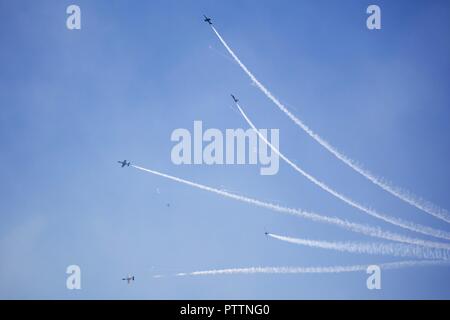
[114,16,273,284]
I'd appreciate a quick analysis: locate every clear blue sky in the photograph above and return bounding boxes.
[1,0,450,299]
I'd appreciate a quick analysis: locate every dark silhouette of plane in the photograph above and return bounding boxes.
[118,160,130,168]
[231,94,239,103]
[122,275,135,284]
[204,15,212,25]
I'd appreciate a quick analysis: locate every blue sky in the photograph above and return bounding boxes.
[1,0,450,299]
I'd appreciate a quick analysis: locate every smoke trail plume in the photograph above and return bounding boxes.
[268,233,450,260]
[210,25,450,225]
[175,260,450,277]
[235,103,450,241]
[132,165,450,250]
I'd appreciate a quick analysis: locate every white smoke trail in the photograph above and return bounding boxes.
[132,165,450,250]
[175,260,450,277]
[210,25,450,225]
[268,233,450,260]
[236,103,450,241]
